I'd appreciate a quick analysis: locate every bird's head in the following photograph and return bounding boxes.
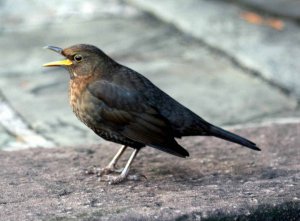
[43,44,111,79]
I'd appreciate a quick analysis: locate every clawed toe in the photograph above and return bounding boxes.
[85,166,123,176]
[98,167,123,176]
[98,167,113,176]
[100,174,126,184]
[85,148,140,184]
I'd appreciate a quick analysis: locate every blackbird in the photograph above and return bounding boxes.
[43,44,260,184]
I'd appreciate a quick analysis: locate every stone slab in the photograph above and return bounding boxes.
[128,0,300,99]
[0,125,11,148]
[0,95,54,150]
[0,122,299,220]
[238,0,300,19]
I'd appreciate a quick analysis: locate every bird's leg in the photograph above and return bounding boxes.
[101,148,140,184]
[98,145,127,176]
[85,145,127,176]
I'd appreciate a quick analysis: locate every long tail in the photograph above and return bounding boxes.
[209,125,260,151]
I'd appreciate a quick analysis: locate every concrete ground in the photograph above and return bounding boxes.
[0,0,299,220]
[0,122,299,220]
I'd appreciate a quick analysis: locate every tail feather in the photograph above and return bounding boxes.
[209,125,260,151]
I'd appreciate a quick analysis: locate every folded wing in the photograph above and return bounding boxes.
[87,80,189,157]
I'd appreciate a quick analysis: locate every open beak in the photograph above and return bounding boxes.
[43,46,73,67]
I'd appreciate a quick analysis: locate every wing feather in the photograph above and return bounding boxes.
[87,80,189,157]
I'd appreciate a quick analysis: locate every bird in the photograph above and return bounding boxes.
[43,44,260,184]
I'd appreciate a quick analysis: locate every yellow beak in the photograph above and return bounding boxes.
[43,45,73,67]
[43,59,73,67]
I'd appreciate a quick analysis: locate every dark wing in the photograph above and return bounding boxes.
[87,80,189,157]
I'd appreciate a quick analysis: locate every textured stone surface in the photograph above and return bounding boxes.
[0,125,11,148]
[0,94,54,150]
[128,0,300,99]
[238,0,300,19]
[0,122,299,220]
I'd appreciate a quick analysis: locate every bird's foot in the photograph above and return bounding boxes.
[98,166,123,176]
[100,173,146,185]
[85,165,123,176]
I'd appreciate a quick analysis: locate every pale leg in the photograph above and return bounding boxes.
[85,145,127,176]
[99,145,127,175]
[101,148,140,184]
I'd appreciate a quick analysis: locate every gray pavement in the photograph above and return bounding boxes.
[238,0,300,19]
[129,0,300,99]
[1,0,299,149]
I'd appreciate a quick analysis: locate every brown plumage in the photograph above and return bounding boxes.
[43,44,260,184]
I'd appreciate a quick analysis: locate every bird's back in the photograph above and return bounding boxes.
[109,65,209,137]
[107,64,259,151]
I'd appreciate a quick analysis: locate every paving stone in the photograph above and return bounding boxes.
[0,122,298,220]
[0,0,140,32]
[238,0,300,19]
[128,0,300,99]
[0,95,54,150]
[0,125,11,148]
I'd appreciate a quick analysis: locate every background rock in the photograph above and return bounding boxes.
[238,0,300,19]
[128,0,300,99]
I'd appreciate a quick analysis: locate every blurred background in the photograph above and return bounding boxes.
[0,0,299,150]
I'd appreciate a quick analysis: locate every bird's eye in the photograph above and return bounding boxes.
[74,54,83,62]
